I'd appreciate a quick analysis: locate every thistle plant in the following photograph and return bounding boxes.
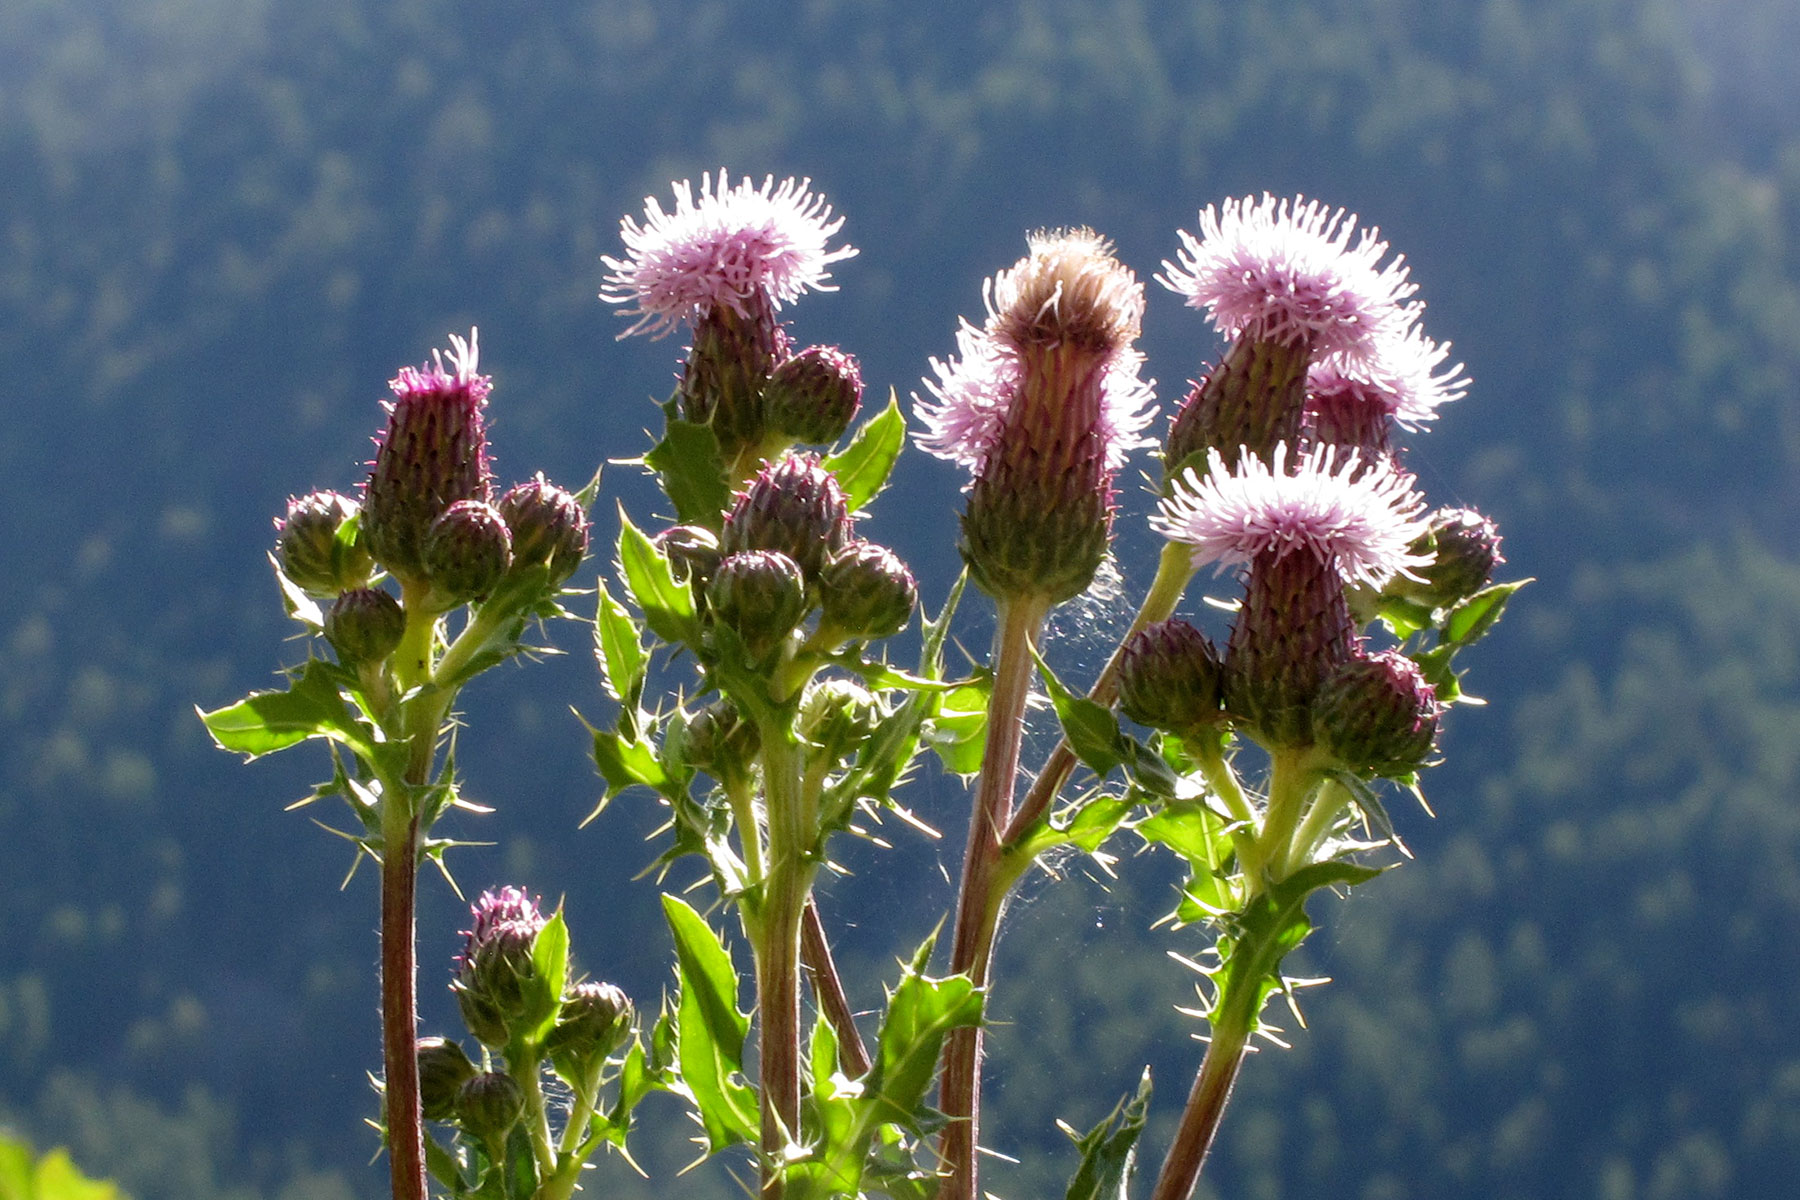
[204,179,1521,1200]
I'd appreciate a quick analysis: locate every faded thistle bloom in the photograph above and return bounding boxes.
[1305,327,1469,463]
[1154,444,1427,746]
[601,172,857,463]
[915,228,1155,606]
[363,330,493,585]
[1157,195,1420,479]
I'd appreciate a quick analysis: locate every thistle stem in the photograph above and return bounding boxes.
[802,899,872,1078]
[1148,1009,1252,1200]
[937,595,1049,1200]
[1283,777,1352,878]
[1258,746,1325,886]
[379,807,427,1200]
[1003,540,1194,845]
[755,726,813,1199]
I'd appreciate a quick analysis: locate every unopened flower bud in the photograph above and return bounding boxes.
[720,454,853,583]
[324,587,406,665]
[276,491,373,596]
[1405,507,1503,608]
[655,524,723,586]
[764,345,863,445]
[456,1071,526,1142]
[423,500,512,606]
[498,474,589,588]
[817,542,916,642]
[708,550,808,662]
[682,699,759,780]
[454,888,551,1047]
[364,332,492,581]
[1116,619,1225,736]
[416,1037,477,1122]
[1314,650,1440,776]
[799,678,882,763]
[546,980,635,1073]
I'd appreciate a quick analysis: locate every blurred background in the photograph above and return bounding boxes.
[4,1,1799,1197]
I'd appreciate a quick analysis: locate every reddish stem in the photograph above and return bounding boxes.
[380,817,427,1200]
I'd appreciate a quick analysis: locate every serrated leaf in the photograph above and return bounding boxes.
[617,511,698,645]
[862,939,983,1131]
[662,895,759,1151]
[822,394,905,510]
[530,910,571,1040]
[645,419,731,524]
[1443,579,1529,647]
[198,659,371,760]
[1063,1068,1153,1200]
[591,728,672,799]
[922,679,990,776]
[594,580,647,703]
[1033,650,1127,778]
[1211,860,1385,1028]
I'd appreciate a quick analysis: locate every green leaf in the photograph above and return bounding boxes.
[1063,1069,1153,1200]
[922,678,990,776]
[529,910,571,1041]
[1033,650,1126,778]
[822,394,905,510]
[591,727,672,800]
[594,580,647,703]
[862,938,984,1131]
[1443,578,1530,647]
[0,1135,129,1200]
[1212,860,1385,1029]
[645,419,731,525]
[661,895,759,1151]
[617,511,698,645]
[198,659,371,760]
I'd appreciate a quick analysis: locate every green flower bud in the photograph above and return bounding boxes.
[764,345,863,445]
[453,888,551,1047]
[1314,650,1440,777]
[1407,507,1503,609]
[799,678,882,763]
[498,474,589,588]
[423,500,512,606]
[416,1037,477,1122]
[276,491,373,597]
[545,980,634,1075]
[817,541,917,642]
[681,699,759,781]
[1116,619,1224,736]
[708,550,808,663]
[455,1071,526,1142]
[720,453,853,583]
[654,524,723,587]
[324,587,406,665]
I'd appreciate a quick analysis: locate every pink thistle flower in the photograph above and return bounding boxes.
[389,328,492,405]
[1308,324,1469,432]
[1153,443,1428,590]
[600,171,857,340]
[1158,194,1417,366]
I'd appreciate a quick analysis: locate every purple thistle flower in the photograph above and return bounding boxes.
[600,171,857,340]
[1152,443,1429,591]
[460,885,544,969]
[1157,194,1418,367]
[1308,325,1469,433]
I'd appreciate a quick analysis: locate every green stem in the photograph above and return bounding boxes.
[1186,735,1264,887]
[1003,541,1194,845]
[1284,777,1352,877]
[755,725,813,1199]
[1255,746,1320,890]
[936,595,1049,1200]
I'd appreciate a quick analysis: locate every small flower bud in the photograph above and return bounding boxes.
[454,888,551,1047]
[764,345,863,445]
[1405,507,1504,609]
[456,1071,526,1142]
[720,453,853,583]
[363,332,492,581]
[799,678,882,764]
[655,524,723,586]
[498,474,589,588]
[324,587,406,665]
[707,550,808,663]
[416,1037,477,1122]
[817,541,917,642]
[276,491,373,596]
[545,980,635,1074]
[1116,619,1225,736]
[1313,650,1440,776]
[423,500,513,606]
[681,699,759,781]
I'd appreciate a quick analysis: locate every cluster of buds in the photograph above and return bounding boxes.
[1131,196,1506,777]
[271,332,591,676]
[601,172,865,469]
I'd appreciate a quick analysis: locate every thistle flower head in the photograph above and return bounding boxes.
[764,344,864,445]
[1154,443,1428,591]
[1308,325,1469,432]
[1158,194,1417,365]
[601,171,857,339]
[987,227,1146,354]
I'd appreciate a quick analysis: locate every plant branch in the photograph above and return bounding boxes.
[802,898,872,1079]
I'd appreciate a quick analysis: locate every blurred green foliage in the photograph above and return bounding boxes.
[4,0,1800,1196]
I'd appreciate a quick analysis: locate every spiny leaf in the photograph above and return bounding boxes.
[1062,1068,1153,1200]
[822,393,905,510]
[617,510,698,645]
[594,580,648,703]
[1033,649,1127,778]
[645,419,731,525]
[198,659,372,761]
[1443,578,1530,647]
[661,895,759,1151]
